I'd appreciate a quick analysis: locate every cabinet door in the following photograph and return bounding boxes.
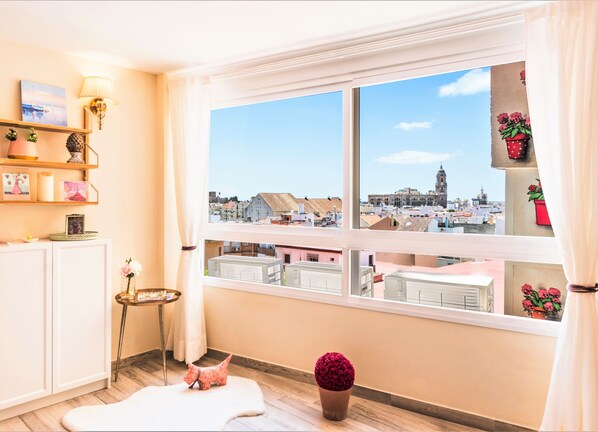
[53,240,111,393]
[0,244,52,410]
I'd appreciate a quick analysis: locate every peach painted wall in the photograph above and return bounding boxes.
[204,287,556,429]
[0,38,165,360]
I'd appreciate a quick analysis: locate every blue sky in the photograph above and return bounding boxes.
[209,67,504,203]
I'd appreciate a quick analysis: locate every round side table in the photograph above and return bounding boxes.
[114,289,181,385]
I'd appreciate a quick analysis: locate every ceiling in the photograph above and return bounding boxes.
[0,1,536,74]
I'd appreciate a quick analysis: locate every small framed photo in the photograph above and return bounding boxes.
[65,214,85,236]
[62,180,88,202]
[2,172,31,201]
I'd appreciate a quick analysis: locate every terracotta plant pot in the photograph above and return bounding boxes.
[504,133,529,160]
[530,307,546,319]
[7,138,38,160]
[534,199,551,226]
[318,386,351,421]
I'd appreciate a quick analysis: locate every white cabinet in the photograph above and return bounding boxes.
[52,240,111,393]
[0,239,111,417]
[0,243,52,411]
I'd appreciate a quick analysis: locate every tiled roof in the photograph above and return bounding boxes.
[258,193,299,213]
[368,215,431,232]
[256,193,342,217]
[360,215,384,228]
[296,197,342,217]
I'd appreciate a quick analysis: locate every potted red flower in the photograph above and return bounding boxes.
[521,283,561,321]
[314,352,355,421]
[496,112,532,160]
[527,178,551,226]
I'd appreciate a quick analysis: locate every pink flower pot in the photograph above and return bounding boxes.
[7,138,38,160]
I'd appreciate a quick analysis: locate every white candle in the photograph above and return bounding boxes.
[37,172,54,202]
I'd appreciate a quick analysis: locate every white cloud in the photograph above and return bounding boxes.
[394,121,432,131]
[438,68,490,97]
[376,150,457,164]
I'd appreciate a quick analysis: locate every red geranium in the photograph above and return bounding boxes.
[496,111,532,140]
[521,283,562,320]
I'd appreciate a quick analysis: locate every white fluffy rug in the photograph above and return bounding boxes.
[62,376,265,431]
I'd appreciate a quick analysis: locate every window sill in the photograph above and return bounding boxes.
[203,276,561,338]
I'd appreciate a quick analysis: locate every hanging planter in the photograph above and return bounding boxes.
[496,112,532,161]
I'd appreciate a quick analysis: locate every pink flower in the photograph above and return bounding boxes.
[497,113,509,124]
[521,283,534,295]
[544,302,554,312]
[528,185,537,192]
[538,288,549,299]
[525,116,531,128]
[520,70,526,81]
[554,297,561,304]
[522,299,534,311]
[120,264,132,278]
[498,124,506,132]
[509,112,524,123]
[548,287,560,298]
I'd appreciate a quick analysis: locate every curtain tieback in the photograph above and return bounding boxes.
[566,283,598,293]
[181,246,197,251]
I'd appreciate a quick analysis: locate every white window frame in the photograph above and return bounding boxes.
[202,18,562,338]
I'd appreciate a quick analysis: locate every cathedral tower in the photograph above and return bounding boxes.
[435,164,448,207]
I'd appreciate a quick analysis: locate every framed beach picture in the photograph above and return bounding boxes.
[62,180,88,202]
[2,172,31,201]
[20,80,67,126]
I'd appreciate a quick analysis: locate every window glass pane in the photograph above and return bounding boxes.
[359,62,554,237]
[205,240,343,295]
[209,92,342,228]
[353,250,566,321]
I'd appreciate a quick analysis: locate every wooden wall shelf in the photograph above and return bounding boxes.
[0,118,91,135]
[0,201,98,206]
[0,158,98,171]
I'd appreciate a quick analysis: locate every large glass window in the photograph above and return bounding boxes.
[359,63,554,238]
[209,92,343,227]
[205,57,562,331]
[205,240,345,295]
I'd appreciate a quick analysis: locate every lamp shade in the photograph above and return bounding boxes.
[79,77,118,103]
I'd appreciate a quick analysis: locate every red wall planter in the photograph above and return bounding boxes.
[505,133,530,160]
[534,199,551,226]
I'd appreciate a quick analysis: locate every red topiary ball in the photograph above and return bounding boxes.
[314,352,355,391]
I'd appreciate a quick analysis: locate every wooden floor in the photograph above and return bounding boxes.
[0,356,481,431]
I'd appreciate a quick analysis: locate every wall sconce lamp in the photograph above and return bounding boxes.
[79,77,118,130]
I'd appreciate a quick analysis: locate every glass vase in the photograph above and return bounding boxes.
[121,276,136,300]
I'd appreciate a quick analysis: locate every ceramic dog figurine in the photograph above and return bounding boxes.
[184,354,232,390]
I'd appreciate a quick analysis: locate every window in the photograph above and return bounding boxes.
[209,92,342,228]
[360,63,553,238]
[205,240,343,295]
[306,253,319,262]
[204,49,562,335]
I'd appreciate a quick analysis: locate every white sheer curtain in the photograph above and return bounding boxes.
[525,2,598,430]
[166,75,211,364]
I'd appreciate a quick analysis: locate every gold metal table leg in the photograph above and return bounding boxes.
[159,304,167,385]
[114,304,128,382]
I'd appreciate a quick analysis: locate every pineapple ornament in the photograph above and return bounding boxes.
[66,133,85,163]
